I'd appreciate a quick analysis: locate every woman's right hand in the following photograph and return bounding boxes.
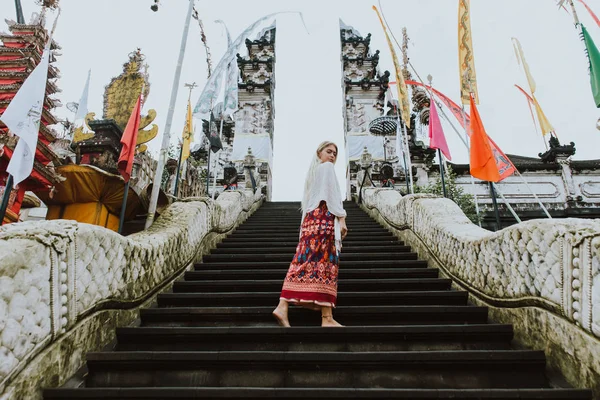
[339,217,348,240]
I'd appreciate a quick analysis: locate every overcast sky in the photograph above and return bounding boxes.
[3,0,600,201]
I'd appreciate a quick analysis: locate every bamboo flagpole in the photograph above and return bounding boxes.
[146,0,195,229]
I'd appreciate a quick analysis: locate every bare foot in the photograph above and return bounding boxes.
[272,308,291,327]
[321,315,343,327]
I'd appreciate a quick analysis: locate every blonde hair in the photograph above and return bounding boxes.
[301,141,338,213]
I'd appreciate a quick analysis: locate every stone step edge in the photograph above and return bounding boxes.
[115,324,513,336]
[42,387,594,399]
[141,305,488,314]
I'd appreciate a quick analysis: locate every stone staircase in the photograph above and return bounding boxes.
[44,201,593,399]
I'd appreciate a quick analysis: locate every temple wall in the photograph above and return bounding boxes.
[451,168,600,211]
[0,190,263,399]
[359,187,600,394]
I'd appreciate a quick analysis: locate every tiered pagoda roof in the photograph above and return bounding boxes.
[0,18,63,211]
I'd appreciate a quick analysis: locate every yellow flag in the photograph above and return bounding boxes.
[512,38,536,94]
[458,0,479,104]
[512,38,555,135]
[533,96,555,136]
[372,5,411,129]
[181,100,193,163]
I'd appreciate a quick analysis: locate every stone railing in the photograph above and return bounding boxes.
[360,188,600,394]
[0,189,262,399]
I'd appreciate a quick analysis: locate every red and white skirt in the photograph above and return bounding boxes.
[280,201,339,307]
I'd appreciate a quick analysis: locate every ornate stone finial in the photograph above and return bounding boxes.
[103,49,152,128]
[360,146,373,169]
[538,136,576,163]
[99,49,158,148]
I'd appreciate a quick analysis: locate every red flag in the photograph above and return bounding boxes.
[117,95,142,182]
[578,0,600,28]
[428,96,452,160]
[469,95,501,182]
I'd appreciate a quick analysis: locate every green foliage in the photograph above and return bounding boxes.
[414,166,481,224]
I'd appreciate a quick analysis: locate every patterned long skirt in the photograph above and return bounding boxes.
[280,201,340,307]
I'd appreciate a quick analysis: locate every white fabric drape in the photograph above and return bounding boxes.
[301,161,347,254]
[347,135,386,160]
[231,134,273,165]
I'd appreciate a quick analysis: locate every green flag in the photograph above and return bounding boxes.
[581,24,600,108]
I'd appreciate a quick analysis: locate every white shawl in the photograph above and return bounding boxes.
[301,161,347,253]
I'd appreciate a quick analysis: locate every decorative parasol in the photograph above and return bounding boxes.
[368,116,398,136]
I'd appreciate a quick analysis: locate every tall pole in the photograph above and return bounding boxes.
[567,0,581,25]
[205,145,211,196]
[0,175,15,224]
[401,122,414,194]
[145,0,195,229]
[173,144,184,197]
[392,104,410,194]
[14,0,25,24]
[489,181,501,231]
[118,181,130,234]
[438,150,447,198]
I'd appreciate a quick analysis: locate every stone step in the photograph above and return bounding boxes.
[244,215,376,221]
[234,226,387,233]
[210,244,411,254]
[224,233,402,242]
[216,241,405,248]
[82,350,548,389]
[140,305,489,327]
[43,387,594,400]
[158,290,466,308]
[171,278,452,293]
[195,260,428,270]
[242,219,379,226]
[241,217,379,222]
[226,231,395,239]
[184,267,436,281]
[202,252,418,263]
[114,325,514,352]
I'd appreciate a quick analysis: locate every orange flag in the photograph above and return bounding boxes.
[469,95,500,182]
[117,95,142,182]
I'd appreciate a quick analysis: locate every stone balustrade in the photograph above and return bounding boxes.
[0,190,262,399]
[360,188,600,393]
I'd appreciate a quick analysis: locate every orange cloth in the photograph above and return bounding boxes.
[37,164,141,231]
[469,96,501,182]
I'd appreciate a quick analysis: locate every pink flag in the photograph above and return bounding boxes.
[428,97,452,161]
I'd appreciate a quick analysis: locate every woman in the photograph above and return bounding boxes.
[272,141,348,327]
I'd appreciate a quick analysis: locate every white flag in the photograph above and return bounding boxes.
[75,69,91,121]
[0,47,50,185]
[223,57,239,117]
[194,14,284,117]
